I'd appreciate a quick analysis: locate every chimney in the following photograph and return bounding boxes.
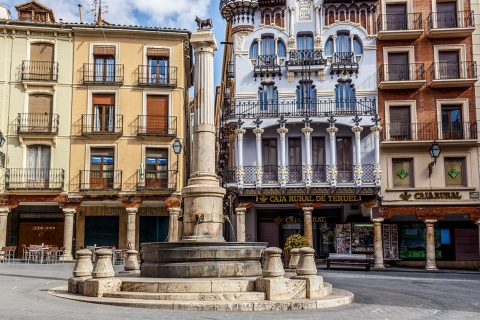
[97,6,103,25]
[78,4,83,24]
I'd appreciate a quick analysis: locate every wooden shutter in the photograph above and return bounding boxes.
[147,48,169,58]
[439,51,459,79]
[388,53,409,81]
[146,148,167,158]
[93,46,116,56]
[437,2,457,28]
[390,107,410,138]
[30,43,54,62]
[385,4,407,30]
[146,96,168,134]
[92,94,115,105]
[386,4,406,15]
[312,137,325,166]
[439,51,459,63]
[29,94,52,113]
[91,148,114,157]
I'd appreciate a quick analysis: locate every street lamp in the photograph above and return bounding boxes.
[172,138,183,190]
[428,141,441,177]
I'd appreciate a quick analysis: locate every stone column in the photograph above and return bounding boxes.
[125,207,137,250]
[326,126,338,186]
[476,219,480,271]
[0,207,10,248]
[332,35,337,54]
[235,128,246,190]
[167,207,181,242]
[62,208,76,261]
[302,206,314,247]
[235,206,247,242]
[352,125,363,186]
[424,219,438,270]
[302,127,313,187]
[182,29,226,242]
[253,127,264,189]
[372,218,385,269]
[370,122,382,186]
[277,127,289,187]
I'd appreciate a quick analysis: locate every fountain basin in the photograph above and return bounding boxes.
[140,242,267,278]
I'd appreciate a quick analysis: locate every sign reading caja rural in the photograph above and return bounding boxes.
[257,195,361,204]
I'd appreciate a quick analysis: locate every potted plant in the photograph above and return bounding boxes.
[284,233,310,266]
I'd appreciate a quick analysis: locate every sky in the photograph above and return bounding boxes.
[3,0,226,87]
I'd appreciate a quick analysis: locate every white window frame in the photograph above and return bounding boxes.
[436,98,470,138]
[385,100,417,140]
[383,46,415,81]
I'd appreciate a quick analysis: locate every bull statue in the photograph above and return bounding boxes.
[195,16,213,29]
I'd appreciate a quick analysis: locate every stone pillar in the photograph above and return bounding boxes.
[332,35,337,54]
[302,127,313,187]
[73,249,93,277]
[288,248,300,269]
[235,206,247,242]
[62,208,75,261]
[0,207,10,248]
[253,127,264,189]
[92,249,115,278]
[372,218,385,269]
[262,247,284,277]
[327,126,338,186]
[296,247,317,276]
[352,125,363,186]
[125,207,137,250]
[235,128,246,189]
[424,219,438,270]
[123,250,140,274]
[370,123,382,185]
[167,207,181,242]
[302,206,314,247]
[277,127,289,187]
[182,29,226,242]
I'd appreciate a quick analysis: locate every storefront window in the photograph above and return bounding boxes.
[398,223,441,259]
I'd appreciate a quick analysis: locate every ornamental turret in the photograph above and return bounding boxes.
[220,0,258,32]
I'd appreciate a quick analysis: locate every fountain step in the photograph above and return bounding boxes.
[120,278,257,293]
[103,291,266,301]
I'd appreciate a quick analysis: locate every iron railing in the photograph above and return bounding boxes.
[21,60,58,81]
[79,170,122,191]
[223,98,376,119]
[332,52,357,66]
[426,10,474,31]
[17,113,59,134]
[286,50,327,67]
[377,13,423,32]
[5,168,64,190]
[83,63,124,84]
[135,169,177,190]
[378,63,425,82]
[382,122,478,141]
[428,61,477,81]
[138,65,177,86]
[312,165,328,183]
[254,54,282,78]
[81,114,123,135]
[136,115,177,136]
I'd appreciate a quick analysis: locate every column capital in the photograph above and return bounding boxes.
[234,128,246,135]
[165,194,182,208]
[253,128,264,135]
[326,127,338,134]
[190,29,217,51]
[475,219,480,226]
[372,218,384,224]
[236,202,254,210]
[235,207,247,214]
[168,207,181,215]
[277,127,289,135]
[289,6,295,12]
[370,125,382,132]
[126,207,139,214]
[62,208,76,215]
[295,203,321,209]
[0,207,10,215]
[352,126,364,133]
[301,207,314,215]
[301,127,313,134]
[424,219,438,225]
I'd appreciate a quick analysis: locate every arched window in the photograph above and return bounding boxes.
[335,79,356,110]
[249,41,258,59]
[336,33,350,53]
[277,40,286,57]
[325,38,333,56]
[353,37,362,55]
[296,80,316,110]
[261,35,275,55]
[258,83,278,112]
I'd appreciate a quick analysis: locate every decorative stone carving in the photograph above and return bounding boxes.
[298,0,312,20]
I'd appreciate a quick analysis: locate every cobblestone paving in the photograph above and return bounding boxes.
[0,262,479,319]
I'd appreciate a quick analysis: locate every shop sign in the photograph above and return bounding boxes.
[32,226,55,230]
[414,192,461,200]
[258,195,361,204]
[275,216,328,224]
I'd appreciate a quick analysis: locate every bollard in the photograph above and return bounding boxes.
[262,247,285,278]
[72,249,93,277]
[288,248,300,269]
[296,247,317,276]
[123,250,140,273]
[91,248,115,278]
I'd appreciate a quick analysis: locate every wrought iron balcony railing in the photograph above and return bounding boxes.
[79,170,122,191]
[377,13,422,32]
[138,65,177,86]
[17,113,59,134]
[136,115,177,136]
[223,98,376,119]
[21,60,58,81]
[428,61,477,81]
[5,168,64,190]
[286,50,327,67]
[135,169,177,191]
[382,122,478,141]
[81,114,123,136]
[254,54,282,79]
[426,10,474,31]
[378,63,425,82]
[83,63,124,84]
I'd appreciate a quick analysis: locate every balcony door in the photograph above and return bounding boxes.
[27,145,50,188]
[30,43,54,80]
[438,51,460,79]
[145,148,168,188]
[389,107,411,140]
[93,46,115,82]
[146,95,168,134]
[437,2,457,28]
[336,137,353,182]
[385,4,407,30]
[262,138,278,182]
[90,148,114,189]
[147,48,169,84]
[312,137,326,182]
[388,53,409,81]
[288,138,302,182]
[92,94,115,132]
[28,94,53,133]
[442,105,463,139]
[259,84,278,113]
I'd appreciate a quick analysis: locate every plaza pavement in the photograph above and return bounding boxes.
[0,261,479,320]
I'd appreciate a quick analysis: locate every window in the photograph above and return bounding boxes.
[90,148,114,189]
[336,33,350,53]
[262,138,278,182]
[250,42,258,59]
[277,40,286,58]
[297,34,313,51]
[147,48,169,84]
[325,38,333,56]
[29,43,54,80]
[389,106,411,140]
[445,158,465,186]
[335,79,356,110]
[441,105,463,139]
[312,137,326,182]
[145,148,168,188]
[438,51,460,79]
[385,3,407,30]
[27,145,50,183]
[93,46,115,82]
[388,52,409,81]
[27,94,53,132]
[296,81,316,110]
[288,137,302,182]
[436,1,457,28]
[392,159,413,187]
[258,84,278,113]
[261,36,275,55]
[92,94,115,132]
[146,95,168,134]
[337,137,353,182]
[353,38,362,55]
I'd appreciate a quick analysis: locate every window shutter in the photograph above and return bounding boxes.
[390,107,410,137]
[29,94,52,113]
[92,94,115,105]
[93,46,116,56]
[30,43,54,62]
[146,96,168,117]
[146,148,167,158]
[386,4,406,15]
[91,148,114,157]
[147,48,169,58]
[388,53,408,65]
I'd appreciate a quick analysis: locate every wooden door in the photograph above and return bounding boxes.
[146,95,168,134]
[18,221,64,256]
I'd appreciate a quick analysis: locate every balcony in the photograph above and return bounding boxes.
[223,98,376,119]
[21,61,58,82]
[330,52,359,76]
[5,168,64,190]
[81,114,123,138]
[378,63,425,89]
[136,115,177,138]
[79,170,122,191]
[253,54,282,80]
[376,13,423,40]
[223,164,376,185]
[138,65,177,87]
[286,50,327,71]
[426,11,475,38]
[135,169,178,191]
[428,61,478,88]
[17,113,59,135]
[82,63,124,84]
[382,122,478,142]
[258,0,285,6]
